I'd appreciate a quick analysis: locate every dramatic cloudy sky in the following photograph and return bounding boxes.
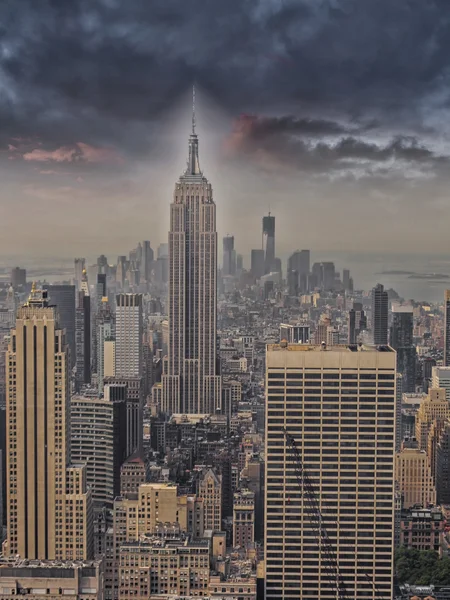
[1,0,450,262]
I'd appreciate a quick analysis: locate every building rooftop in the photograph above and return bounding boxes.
[0,558,101,570]
[268,342,394,353]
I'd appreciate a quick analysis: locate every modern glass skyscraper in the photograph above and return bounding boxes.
[162,103,221,415]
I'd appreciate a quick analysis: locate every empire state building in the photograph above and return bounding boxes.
[162,100,221,415]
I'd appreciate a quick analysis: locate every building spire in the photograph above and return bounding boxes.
[184,84,202,178]
[192,84,196,135]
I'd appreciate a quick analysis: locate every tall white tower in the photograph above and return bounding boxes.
[162,89,221,414]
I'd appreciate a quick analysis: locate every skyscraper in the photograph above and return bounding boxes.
[265,342,396,599]
[250,249,265,279]
[444,290,450,366]
[348,301,367,344]
[140,240,154,283]
[161,100,221,415]
[6,286,92,559]
[75,269,91,392]
[115,294,143,378]
[10,267,26,289]
[70,392,127,507]
[75,289,91,392]
[222,235,236,276]
[97,297,115,393]
[43,284,76,366]
[262,213,275,274]
[390,305,416,392]
[371,283,389,345]
[74,257,85,289]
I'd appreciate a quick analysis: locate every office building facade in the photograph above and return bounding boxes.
[265,343,396,599]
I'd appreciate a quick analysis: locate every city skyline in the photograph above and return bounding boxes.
[3,4,450,599]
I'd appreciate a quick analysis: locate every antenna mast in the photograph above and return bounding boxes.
[192,84,196,135]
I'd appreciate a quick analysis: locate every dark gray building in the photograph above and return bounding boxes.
[222,235,236,276]
[43,284,76,366]
[371,283,389,345]
[348,302,367,344]
[251,249,265,279]
[287,250,310,293]
[262,213,275,274]
[390,306,416,393]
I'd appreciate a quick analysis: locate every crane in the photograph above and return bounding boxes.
[283,428,349,600]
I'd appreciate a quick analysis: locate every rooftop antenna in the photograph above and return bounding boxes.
[192,84,196,135]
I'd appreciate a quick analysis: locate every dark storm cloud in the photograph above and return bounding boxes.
[1,0,450,153]
[225,113,440,173]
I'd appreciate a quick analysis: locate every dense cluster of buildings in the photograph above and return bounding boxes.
[1,112,450,600]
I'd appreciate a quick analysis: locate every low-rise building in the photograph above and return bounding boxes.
[209,574,257,599]
[233,490,255,549]
[0,559,103,600]
[119,534,210,599]
[400,507,445,557]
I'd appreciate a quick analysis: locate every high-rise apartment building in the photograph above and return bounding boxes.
[371,283,389,345]
[161,110,221,415]
[445,291,450,366]
[265,342,396,600]
[43,284,76,366]
[115,294,143,378]
[222,235,236,276]
[5,287,92,560]
[262,213,275,274]
[390,305,416,392]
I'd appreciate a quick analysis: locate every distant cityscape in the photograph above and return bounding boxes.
[1,118,450,600]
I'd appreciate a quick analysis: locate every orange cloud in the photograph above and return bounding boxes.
[22,142,123,165]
